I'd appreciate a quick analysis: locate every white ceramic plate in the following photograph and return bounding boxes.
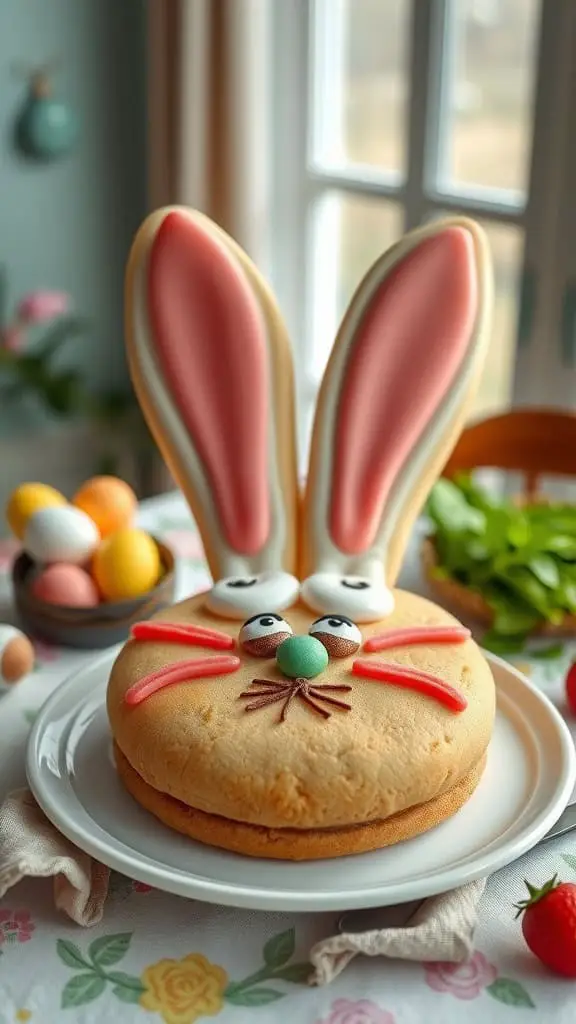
[27,648,576,912]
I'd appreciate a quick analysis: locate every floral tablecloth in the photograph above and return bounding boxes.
[2,491,576,1024]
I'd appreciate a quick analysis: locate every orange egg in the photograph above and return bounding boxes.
[72,476,137,537]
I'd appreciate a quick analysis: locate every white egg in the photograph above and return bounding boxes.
[23,505,100,564]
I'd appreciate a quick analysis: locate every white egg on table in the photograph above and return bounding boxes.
[23,505,100,565]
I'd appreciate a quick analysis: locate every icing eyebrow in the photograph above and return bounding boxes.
[242,612,284,626]
[312,614,354,627]
[125,655,241,706]
[363,625,470,653]
[130,621,235,650]
[352,658,467,713]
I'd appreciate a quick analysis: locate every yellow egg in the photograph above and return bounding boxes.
[6,483,67,540]
[91,528,162,601]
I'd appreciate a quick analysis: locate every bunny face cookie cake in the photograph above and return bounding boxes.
[107,207,495,860]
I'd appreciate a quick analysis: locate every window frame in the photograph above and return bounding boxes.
[269,0,576,465]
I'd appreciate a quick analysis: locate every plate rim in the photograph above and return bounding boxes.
[26,648,576,912]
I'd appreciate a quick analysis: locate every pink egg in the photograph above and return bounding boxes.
[31,563,100,608]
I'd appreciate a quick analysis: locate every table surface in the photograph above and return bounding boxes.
[2,490,576,1024]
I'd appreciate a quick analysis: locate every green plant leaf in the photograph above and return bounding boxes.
[561,853,576,872]
[486,977,535,1008]
[427,479,485,534]
[481,631,527,655]
[108,972,146,1003]
[88,933,132,967]
[544,535,576,559]
[528,554,560,589]
[263,928,295,969]
[530,643,565,660]
[273,962,311,983]
[485,589,541,637]
[61,973,106,1009]
[508,514,530,548]
[36,316,89,361]
[56,938,91,971]
[226,987,284,1006]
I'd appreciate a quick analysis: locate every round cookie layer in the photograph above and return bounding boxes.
[115,744,487,860]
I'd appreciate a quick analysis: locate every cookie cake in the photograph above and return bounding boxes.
[107,207,495,860]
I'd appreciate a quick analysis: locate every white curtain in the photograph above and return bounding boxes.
[146,0,273,274]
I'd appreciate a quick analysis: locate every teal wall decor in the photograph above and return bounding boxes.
[14,67,78,161]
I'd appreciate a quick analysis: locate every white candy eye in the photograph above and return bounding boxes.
[239,613,293,656]
[300,572,395,622]
[206,571,300,619]
[309,615,362,657]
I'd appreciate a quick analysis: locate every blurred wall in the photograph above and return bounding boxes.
[0,0,147,503]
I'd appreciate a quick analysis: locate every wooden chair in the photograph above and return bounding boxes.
[441,408,576,501]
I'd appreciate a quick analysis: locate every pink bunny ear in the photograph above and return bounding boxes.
[125,208,299,616]
[301,218,492,622]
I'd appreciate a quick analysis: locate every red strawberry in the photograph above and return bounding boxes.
[515,875,576,977]
[566,662,576,714]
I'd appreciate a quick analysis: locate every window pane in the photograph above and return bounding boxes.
[308,193,402,381]
[437,0,540,195]
[312,0,409,175]
[471,220,524,416]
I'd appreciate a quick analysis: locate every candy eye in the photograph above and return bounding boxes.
[239,613,293,656]
[309,615,362,657]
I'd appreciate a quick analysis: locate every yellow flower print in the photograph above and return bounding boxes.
[16,1013,32,1023]
[140,952,228,1024]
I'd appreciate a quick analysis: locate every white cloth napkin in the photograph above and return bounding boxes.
[0,788,485,985]
[0,789,109,926]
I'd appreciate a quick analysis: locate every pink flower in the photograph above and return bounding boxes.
[0,909,35,944]
[315,999,395,1024]
[425,951,497,1000]
[162,528,204,561]
[1,326,24,351]
[17,290,70,324]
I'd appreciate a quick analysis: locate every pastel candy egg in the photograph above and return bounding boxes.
[31,563,100,608]
[6,482,67,540]
[23,505,100,564]
[72,476,137,537]
[0,624,34,686]
[91,528,161,601]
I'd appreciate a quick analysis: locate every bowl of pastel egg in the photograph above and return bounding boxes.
[7,477,175,649]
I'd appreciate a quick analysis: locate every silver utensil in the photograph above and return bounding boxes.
[338,802,576,934]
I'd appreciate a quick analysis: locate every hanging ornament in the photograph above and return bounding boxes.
[14,65,78,161]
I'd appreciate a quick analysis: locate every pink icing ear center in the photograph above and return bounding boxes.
[148,212,270,555]
[330,227,478,554]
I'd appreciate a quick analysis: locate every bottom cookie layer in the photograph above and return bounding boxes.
[114,744,487,861]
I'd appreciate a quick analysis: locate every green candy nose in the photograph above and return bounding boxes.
[276,635,328,678]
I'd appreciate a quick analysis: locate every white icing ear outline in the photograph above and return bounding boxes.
[125,207,300,619]
[301,217,493,623]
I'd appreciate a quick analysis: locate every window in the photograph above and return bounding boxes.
[270,0,576,464]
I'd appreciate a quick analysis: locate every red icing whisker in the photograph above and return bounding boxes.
[352,658,467,713]
[363,625,470,653]
[131,621,235,650]
[125,655,240,706]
